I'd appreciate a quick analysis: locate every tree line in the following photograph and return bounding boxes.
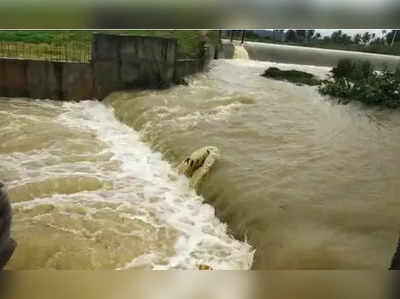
[225,30,400,56]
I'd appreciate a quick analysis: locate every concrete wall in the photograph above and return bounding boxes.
[173,43,217,82]
[220,41,234,59]
[0,58,93,101]
[92,34,177,99]
[174,59,204,81]
[0,34,213,101]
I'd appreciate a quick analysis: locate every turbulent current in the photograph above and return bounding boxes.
[2,58,400,270]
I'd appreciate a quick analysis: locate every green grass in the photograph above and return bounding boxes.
[261,67,321,86]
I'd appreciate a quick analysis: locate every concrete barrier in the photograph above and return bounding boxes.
[0,34,213,101]
[0,58,91,100]
[27,61,61,99]
[221,41,234,59]
[92,34,177,98]
[174,59,203,81]
[62,63,93,101]
[3,59,27,98]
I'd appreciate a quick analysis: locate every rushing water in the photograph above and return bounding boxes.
[0,97,254,270]
[2,57,400,270]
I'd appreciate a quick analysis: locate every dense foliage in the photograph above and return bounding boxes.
[319,59,400,108]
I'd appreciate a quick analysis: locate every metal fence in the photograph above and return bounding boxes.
[0,40,92,63]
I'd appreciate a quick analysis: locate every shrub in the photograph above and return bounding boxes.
[319,59,400,108]
[331,59,373,81]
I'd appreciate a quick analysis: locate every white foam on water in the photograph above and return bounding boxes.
[58,101,255,270]
[225,58,332,80]
[140,101,245,134]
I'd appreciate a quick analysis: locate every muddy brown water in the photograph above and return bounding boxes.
[1,57,400,269]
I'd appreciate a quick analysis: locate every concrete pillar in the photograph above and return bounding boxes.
[92,34,177,99]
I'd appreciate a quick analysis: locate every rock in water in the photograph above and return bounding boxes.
[198,264,213,270]
[177,146,219,188]
[390,233,400,270]
[0,182,16,269]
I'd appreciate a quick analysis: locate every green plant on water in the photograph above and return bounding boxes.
[261,67,321,86]
[319,59,400,108]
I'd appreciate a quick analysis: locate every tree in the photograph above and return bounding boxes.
[341,33,352,45]
[354,33,362,44]
[361,32,371,45]
[306,30,315,43]
[286,30,298,42]
[314,32,322,40]
[295,30,306,42]
[386,30,400,47]
[330,30,343,43]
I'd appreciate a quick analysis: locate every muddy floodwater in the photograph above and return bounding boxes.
[2,58,400,269]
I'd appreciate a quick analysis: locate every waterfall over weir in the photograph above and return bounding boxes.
[233,44,249,60]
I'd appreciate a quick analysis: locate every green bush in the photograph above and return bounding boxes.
[331,59,373,81]
[319,59,400,108]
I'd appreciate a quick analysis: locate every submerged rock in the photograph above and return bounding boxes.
[198,264,214,270]
[0,182,16,269]
[177,146,219,188]
[390,233,400,270]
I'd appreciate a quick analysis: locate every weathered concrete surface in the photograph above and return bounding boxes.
[173,43,220,82]
[174,59,203,81]
[27,61,61,99]
[62,63,93,101]
[92,34,177,98]
[3,59,27,97]
[0,34,213,101]
[221,41,234,59]
[205,43,216,61]
[93,61,122,100]
[0,60,5,96]
[92,34,120,62]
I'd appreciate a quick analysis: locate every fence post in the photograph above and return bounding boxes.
[241,30,246,44]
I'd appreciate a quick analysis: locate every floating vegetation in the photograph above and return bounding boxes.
[261,67,321,86]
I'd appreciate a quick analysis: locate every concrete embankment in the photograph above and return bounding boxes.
[222,39,400,70]
[0,34,213,101]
